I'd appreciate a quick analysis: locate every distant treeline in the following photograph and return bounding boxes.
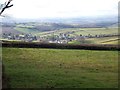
[2,41,119,51]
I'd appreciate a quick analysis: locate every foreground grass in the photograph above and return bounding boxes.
[2,48,118,88]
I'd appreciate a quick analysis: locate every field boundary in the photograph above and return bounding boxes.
[1,41,119,51]
[101,39,119,43]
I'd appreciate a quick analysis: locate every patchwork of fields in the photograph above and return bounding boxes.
[2,25,119,45]
[2,48,118,88]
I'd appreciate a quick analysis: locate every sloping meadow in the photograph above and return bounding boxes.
[2,47,118,88]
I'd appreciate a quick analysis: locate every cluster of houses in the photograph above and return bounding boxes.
[43,32,119,44]
[2,32,119,43]
[2,33,37,42]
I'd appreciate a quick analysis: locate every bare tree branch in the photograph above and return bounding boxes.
[6,4,13,9]
[0,0,13,15]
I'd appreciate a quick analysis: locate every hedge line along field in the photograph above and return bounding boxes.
[2,42,119,50]
[2,48,118,88]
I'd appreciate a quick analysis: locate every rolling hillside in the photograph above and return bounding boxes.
[1,19,118,45]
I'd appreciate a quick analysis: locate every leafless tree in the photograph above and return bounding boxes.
[0,0,13,15]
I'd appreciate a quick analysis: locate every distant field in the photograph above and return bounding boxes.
[68,36,119,45]
[73,28,118,36]
[36,27,118,36]
[14,27,40,34]
[101,40,119,44]
[13,26,118,37]
[2,27,21,34]
[2,48,118,88]
[85,36,119,45]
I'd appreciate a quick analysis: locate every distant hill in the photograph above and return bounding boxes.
[1,15,118,34]
[108,23,118,28]
[2,26,21,34]
[1,15,117,24]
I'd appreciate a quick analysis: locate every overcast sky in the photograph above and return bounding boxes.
[0,0,119,19]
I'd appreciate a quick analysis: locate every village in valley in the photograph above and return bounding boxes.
[1,31,119,44]
[1,20,118,45]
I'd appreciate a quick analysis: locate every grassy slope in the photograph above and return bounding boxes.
[102,40,118,44]
[68,36,119,45]
[2,48,118,88]
[85,36,119,45]
[14,27,40,34]
[36,28,118,36]
[74,28,118,36]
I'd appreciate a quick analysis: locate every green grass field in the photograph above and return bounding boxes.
[38,27,118,36]
[68,36,119,45]
[2,48,118,88]
[73,28,118,36]
[14,27,40,34]
[85,36,119,45]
